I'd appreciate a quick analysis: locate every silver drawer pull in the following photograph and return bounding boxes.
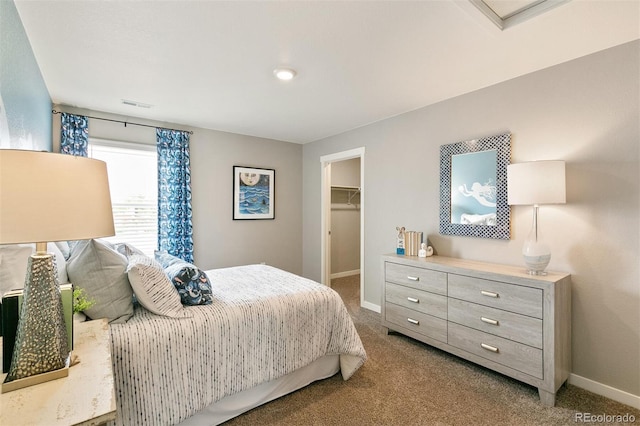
[407,297,420,303]
[481,343,499,353]
[407,276,420,281]
[481,290,499,298]
[407,318,420,325]
[481,317,499,326]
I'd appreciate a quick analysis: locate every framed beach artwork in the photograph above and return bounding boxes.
[233,166,275,220]
[439,133,511,240]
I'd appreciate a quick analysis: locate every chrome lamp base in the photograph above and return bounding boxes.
[5,252,70,383]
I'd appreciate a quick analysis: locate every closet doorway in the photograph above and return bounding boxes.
[320,147,364,307]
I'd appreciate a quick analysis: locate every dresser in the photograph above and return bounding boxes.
[381,254,571,406]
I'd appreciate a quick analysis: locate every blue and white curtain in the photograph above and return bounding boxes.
[60,113,88,157]
[156,128,194,263]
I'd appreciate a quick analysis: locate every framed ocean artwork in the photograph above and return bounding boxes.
[233,166,275,220]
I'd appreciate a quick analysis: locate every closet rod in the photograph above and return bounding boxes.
[52,109,194,135]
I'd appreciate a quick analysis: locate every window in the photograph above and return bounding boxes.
[89,139,157,256]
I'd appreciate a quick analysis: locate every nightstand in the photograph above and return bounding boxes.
[1,318,116,425]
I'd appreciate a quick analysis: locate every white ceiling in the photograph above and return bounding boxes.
[14,0,639,144]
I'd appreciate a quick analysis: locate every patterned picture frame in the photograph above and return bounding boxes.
[439,133,511,240]
[233,166,275,220]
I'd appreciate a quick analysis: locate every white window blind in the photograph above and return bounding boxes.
[89,139,157,256]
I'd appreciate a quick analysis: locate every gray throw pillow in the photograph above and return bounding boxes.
[67,239,134,323]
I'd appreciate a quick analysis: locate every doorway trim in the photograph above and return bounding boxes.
[320,147,365,307]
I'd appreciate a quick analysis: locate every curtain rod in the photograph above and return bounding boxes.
[52,109,194,135]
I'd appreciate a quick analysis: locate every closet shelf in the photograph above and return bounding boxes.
[331,185,360,205]
[331,185,360,191]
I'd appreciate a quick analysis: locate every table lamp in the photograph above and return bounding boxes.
[0,150,114,390]
[507,160,566,275]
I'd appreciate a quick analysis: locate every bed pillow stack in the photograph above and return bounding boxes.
[66,239,198,322]
[55,239,212,321]
[155,251,213,306]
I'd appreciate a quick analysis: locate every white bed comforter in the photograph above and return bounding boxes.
[109,264,367,425]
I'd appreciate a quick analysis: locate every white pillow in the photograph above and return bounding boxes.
[48,242,69,284]
[0,244,32,297]
[0,243,73,299]
[114,242,145,259]
[53,241,71,260]
[126,255,190,318]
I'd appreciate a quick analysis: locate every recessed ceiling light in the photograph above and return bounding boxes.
[273,67,297,81]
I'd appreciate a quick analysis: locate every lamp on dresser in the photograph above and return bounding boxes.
[0,149,114,391]
[507,160,566,275]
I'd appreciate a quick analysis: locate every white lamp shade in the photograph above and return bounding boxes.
[507,160,566,206]
[0,150,115,244]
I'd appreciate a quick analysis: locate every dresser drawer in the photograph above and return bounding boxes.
[448,298,542,348]
[385,262,447,296]
[385,303,447,343]
[448,274,542,319]
[386,282,447,320]
[448,323,543,379]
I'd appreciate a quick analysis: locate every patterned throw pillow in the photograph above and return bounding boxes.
[165,263,213,306]
[155,251,213,306]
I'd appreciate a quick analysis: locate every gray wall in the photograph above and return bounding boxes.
[53,107,303,275]
[302,41,639,397]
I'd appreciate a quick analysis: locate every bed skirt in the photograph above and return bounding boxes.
[178,354,340,425]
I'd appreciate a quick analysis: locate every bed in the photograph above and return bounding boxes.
[108,263,367,425]
[0,240,366,425]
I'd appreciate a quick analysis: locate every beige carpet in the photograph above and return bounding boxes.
[223,275,639,425]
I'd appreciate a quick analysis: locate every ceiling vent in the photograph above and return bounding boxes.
[121,99,153,109]
[468,0,571,30]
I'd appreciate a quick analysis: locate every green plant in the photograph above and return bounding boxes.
[73,288,95,314]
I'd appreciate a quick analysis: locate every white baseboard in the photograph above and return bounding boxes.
[361,301,381,313]
[350,300,639,409]
[569,373,640,409]
[350,303,639,408]
[330,269,360,279]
